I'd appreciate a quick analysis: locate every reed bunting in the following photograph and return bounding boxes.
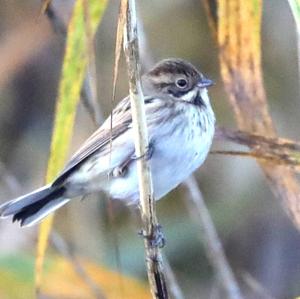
[0,58,215,227]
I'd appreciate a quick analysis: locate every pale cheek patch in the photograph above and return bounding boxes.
[181,89,198,102]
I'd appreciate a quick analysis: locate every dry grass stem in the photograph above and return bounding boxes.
[123,0,168,298]
[184,176,244,299]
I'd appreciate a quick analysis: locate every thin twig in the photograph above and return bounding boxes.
[0,161,22,196]
[241,271,277,299]
[123,0,168,298]
[287,0,300,83]
[184,176,244,299]
[162,253,185,299]
[83,0,103,125]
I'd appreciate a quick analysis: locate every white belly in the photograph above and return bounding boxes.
[107,107,215,204]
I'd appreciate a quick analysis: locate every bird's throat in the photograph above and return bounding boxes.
[193,92,206,107]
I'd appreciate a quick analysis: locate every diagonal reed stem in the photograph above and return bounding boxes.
[184,176,244,299]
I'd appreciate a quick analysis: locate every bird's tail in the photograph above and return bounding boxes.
[0,185,70,227]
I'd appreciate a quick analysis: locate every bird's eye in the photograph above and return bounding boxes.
[176,78,188,88]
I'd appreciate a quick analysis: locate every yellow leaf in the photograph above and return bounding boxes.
[217,0,300,229]
[43,257,151,299]
[35,0,108,294]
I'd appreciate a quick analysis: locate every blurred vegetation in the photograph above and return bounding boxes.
[0,0,299,298]
[36,0,107,293]
[0,255,150,299]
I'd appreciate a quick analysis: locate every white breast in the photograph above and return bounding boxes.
[150,104,215,199]
[107,98,215,204]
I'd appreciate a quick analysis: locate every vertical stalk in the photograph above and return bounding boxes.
[123,0,168,298]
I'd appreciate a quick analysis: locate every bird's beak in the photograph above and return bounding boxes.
[198,77,214,88]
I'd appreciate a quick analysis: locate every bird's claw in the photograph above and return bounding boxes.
[138,224,166,248]
[132,141,154,161]
[112,142,154,178]
[112,165,127,177]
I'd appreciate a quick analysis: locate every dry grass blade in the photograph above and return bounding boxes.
[215,127,300,151]
[211,150,300,172]
[217,0,300,229]
[110,0,128,159]
[214,127,300,171]
[112,0,128,104]
[123,0,168,298]
[36,0,107,295]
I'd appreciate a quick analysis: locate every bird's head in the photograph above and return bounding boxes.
[143,58,214,106]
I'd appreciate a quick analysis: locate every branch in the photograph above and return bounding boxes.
[184,176,244,299]
[123,0,168,298]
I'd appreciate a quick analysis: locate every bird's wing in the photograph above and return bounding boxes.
[52,96,132,186]
[52,95,172,187]
[66,96,132,167]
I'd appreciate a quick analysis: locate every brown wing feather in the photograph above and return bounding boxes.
[52,96,132,186]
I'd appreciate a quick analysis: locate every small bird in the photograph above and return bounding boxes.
[0,58,215,227]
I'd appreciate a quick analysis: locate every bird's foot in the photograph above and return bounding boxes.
[111,142,154,178]
[112,165,127,177]
[132,141,154,161]
[138,223,166,248]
